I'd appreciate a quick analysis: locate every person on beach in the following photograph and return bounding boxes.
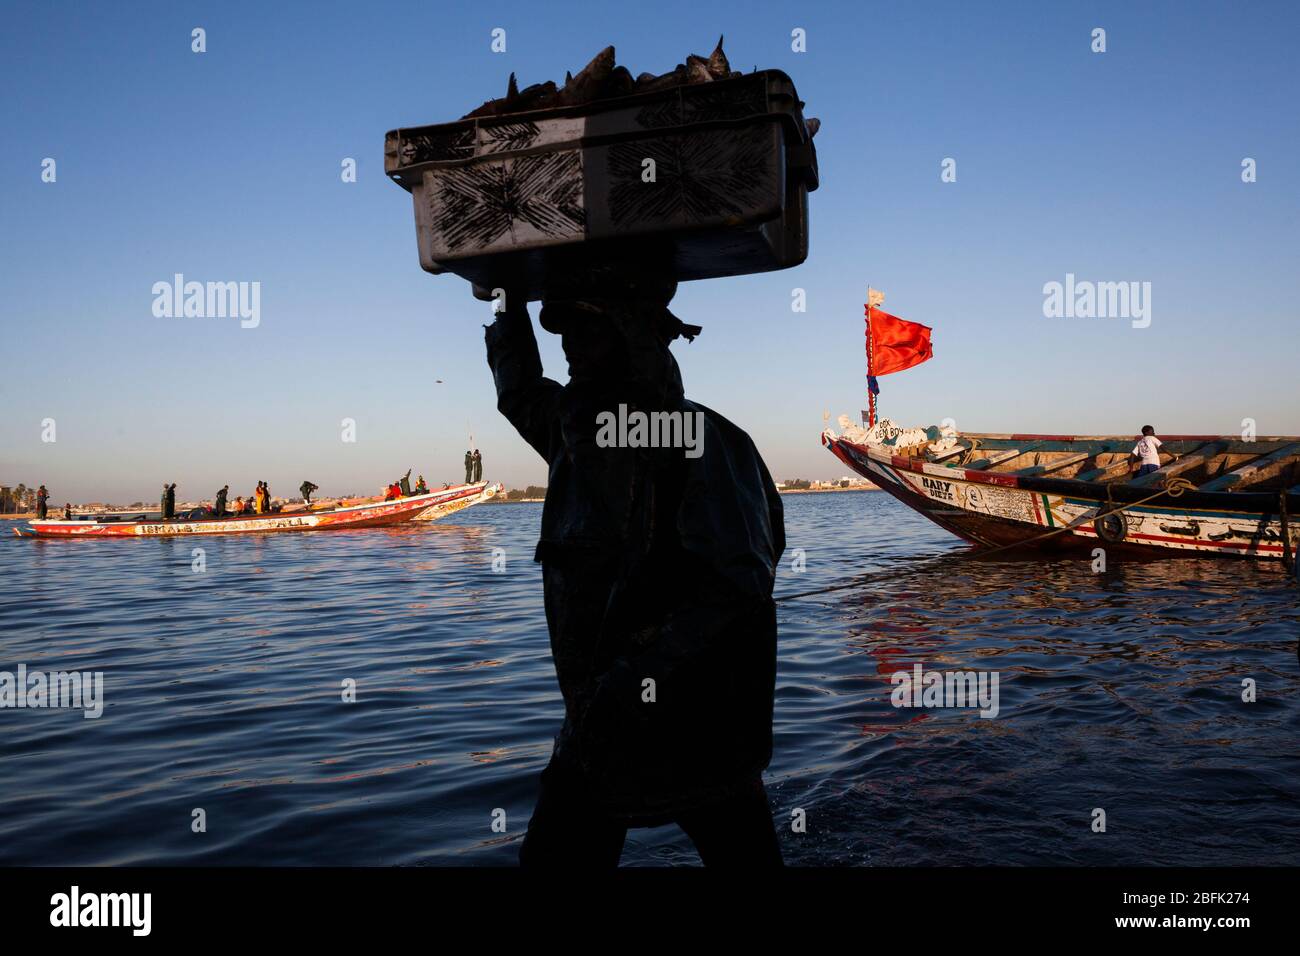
[464,450,474,484]
[214,485,229,517]
[1133,425,1163,478]
[472,449,483,482]
[36,485,49,519]
[483,250,785,868]
[300,480,319,507]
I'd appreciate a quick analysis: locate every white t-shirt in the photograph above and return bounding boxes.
[1133,435,1162,466]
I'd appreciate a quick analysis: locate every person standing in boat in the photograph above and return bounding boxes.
[161,482,177,520]
[399,470,412,497]
[36,485,49,519]
[482,255,785,868]
[472,449,483,483]
[213,485,229,517]
[1133,425,1163,478]
[300,480,319,507]
[464,449,474,484]
[253,482,265,514]
[63,503,72,520]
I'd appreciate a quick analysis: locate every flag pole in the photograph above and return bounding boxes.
[866,287,877,428]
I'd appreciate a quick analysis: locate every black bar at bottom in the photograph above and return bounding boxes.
[0,866,1285,940]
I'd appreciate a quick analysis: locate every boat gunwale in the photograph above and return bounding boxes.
[828,435,1299,513]
[947,432,1299,444]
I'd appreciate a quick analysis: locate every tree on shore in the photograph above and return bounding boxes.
[505,485,547,500]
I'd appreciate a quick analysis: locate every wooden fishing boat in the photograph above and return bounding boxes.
[822,420,1300,561]
[15,482,499,539]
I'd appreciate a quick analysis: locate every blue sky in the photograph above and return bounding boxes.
[2,0,1297,502]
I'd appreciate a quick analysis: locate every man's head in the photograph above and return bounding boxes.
[537,248,699,403]
[1141,425,1155,436]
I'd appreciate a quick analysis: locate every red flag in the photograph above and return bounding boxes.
[866,305,933,376]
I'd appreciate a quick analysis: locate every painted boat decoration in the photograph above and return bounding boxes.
[15,482,499,539]
[414,481,501,520]
[822,418,1300,561]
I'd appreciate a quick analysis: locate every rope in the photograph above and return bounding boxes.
[774,475,1199,603]
[958,438,982,467]
[775,570,899,603]
[969,475,1197,558]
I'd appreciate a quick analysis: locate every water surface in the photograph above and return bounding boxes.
[1,492,1296,865]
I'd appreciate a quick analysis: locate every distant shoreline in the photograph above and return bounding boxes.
[778,485,880,494]
[485,485,880,504]
[1,484,880,518]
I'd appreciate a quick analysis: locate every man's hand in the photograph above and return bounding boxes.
[476,283,529,320]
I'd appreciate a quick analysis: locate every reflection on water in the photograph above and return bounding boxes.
[1,492,1297,866]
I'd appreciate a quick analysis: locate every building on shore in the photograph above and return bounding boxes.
[775,476,877,492]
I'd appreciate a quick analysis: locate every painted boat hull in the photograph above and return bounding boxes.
[825,434,1297,560]
[17,483,492,539]
[413,482,501,521]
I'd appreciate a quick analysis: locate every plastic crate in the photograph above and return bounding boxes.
[385,70,818,300]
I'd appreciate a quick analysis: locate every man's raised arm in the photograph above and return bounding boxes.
[484,294,563,462]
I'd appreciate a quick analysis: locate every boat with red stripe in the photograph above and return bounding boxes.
[823,419,1299,561]
[15,481,501,539]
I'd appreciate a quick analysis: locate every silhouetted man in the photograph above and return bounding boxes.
[464,450,474,484]
[214,485,229,517]
[483,253,785,867]
[300,480,319,506]
[472,449,483,482]
[36,485,49,520]
[161,483,177,520]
